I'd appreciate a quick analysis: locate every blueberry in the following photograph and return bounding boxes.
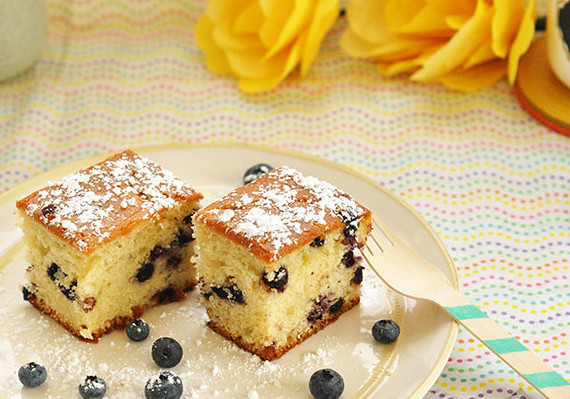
[151,337,183,368]
[329,298,344,314]
[309,368,344,399]
[211,283,245,304]
[126,319,150,342]
[243,163,273,185]
[261,266,288,293]
[372,319,400,344]
[22,286,34,301]
[78,375,106,399]
[145,371,183,399]
[310,236,325,248]
[59,280,77,301]
[18,362,47,388]
[41,204,57,217]
[47,263,60,281]
[351,266,364,285]
[136,262,155,282]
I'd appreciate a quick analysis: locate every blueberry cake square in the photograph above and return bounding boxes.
[16,150,202,342]
[193,166,372,360]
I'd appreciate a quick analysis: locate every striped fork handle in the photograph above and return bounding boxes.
[443,293,570,399]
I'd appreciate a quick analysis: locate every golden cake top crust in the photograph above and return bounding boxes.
[16,150,202,255]
[194,166,371,263]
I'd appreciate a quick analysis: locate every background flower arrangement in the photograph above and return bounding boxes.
[195,0,536,93]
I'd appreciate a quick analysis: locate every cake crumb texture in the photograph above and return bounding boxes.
[16,150,202,341]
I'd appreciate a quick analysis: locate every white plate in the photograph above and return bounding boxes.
[0,144,458,399]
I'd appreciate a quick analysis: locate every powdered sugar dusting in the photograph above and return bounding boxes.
[196,166,367,261]
[17,150,201,253]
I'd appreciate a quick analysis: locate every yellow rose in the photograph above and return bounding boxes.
[195,0,339,93]
[340,0,536,91]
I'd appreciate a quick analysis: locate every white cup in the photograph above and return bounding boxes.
[547,0,570,88]
[0,0,47,82]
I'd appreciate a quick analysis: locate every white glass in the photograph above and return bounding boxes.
[0,0,47,82]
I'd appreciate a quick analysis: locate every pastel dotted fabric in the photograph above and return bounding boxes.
[0,1,568,398]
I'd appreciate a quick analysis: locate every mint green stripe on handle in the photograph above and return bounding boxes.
[484,338,528,355]
[445,305,488,320]
[524,372,570,389]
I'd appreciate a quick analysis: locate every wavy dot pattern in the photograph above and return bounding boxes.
[0,0,567,398]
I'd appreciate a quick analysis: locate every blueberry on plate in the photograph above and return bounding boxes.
[309,368,344,399]
[145,371,183,399]
[151,337,183,368]
[372,319,400,344]
[126,319,150,342]
[243,163,273,185]
[18,362,47,388]
[78,375,106,399]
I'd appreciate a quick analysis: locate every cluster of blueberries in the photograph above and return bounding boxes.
[18,319,183,399]
[17,318,399,399]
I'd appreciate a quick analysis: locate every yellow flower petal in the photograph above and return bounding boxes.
[342,28,443,60]
[427,0,476,16]
[385,0,425,34]
[300,0,338,76]
[207,0,253,26]
[445,14,470,30]
[259,0,295,48]
[235,2,264,34]
[492,0,525,58]
[239,39,303,92]
[507,0,535,84]
[375,50,434,75]
[437,59,506,91]
[195,15,233,75]
[265,0,314,59]
[412,0,493,82]
[346,0,395,43]
[464,41,495,68]
[399,4,456,37]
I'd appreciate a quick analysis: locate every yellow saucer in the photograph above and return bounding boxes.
[515,36,570,137]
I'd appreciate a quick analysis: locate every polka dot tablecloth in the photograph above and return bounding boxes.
[0,1,568,398]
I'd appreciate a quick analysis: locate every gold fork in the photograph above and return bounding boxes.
[359,217,570,399]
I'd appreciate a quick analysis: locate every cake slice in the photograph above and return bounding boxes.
[15,150,203,342]
[193,166,372,360]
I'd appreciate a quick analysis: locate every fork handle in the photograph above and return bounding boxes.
[441,294,570,399]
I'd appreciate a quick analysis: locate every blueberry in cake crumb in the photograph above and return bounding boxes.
[126,319,150,342]
[136,262,155,283]
[18,362,47,388]
[309,368,344,399]
[261,266,288,292]
[151,337,183,368]
[310,236,325,248]
[145,371,183,399]
[171,228,193,247]
[22,286,34,301]
[210,281,245,304]
[47,263,60,281]
[328,298,344,314]
[243,163,273,185]
[78,375,106,399]
[372,319,400,344]
[351,266,364,285]
[59,279,78,300]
